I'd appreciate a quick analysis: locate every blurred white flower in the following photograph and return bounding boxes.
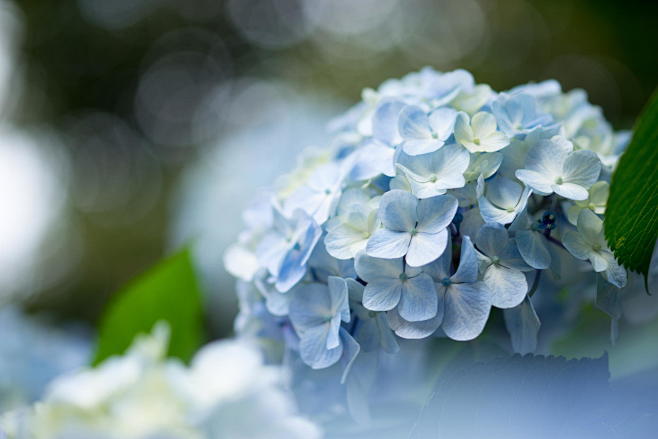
[1,324,320,439]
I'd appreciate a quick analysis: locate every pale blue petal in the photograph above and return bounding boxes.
[428,107,458,140]
[562,150,601,188]
[299,325,342,369]
[416,194,458,233]
[275,255,309,293]
[503,297,540,354]
[345,277,365,303]
[442,282,491,341]
[362,279,403,311]
[478,195,517,224]
[602,253,627,288]
[398,105,431,139]
[422,233,452,282]
[372,99,405,145]
[516,230,551,269]
[553,182,589,201]
[398,273,438,321]
[484,264,527,309]
[451,236,479,283]
[378,189,418,231]
[339,328,361,383]
[459,208,484,240]
[327,314,342,349]
[328,276,350,323]
[406,230,448,267]
[386,308,442,339]
[349,141,396,180]
[515,169,553,194]
[354,253,403,282]
[498,240,531,271]
[325,222,368,260]
[524,137,570,177]
[486,176,524,210]
[289,283,331,332]
[403,139,446,156]
[366,229,411,259]
[562,230,592,260]
[475,223,507,257]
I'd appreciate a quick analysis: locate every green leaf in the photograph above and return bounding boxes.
[605,88,658,277]
[92,248,205,365]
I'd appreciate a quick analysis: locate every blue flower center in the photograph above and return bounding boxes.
[399,273,409,282]
[441,277,452,287]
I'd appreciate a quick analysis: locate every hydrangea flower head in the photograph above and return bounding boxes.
[226,67,629,404]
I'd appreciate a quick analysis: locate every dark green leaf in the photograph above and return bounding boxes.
[92,248,204,365]
[605,89,658,276]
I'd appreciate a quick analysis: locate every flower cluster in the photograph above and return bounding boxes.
[0,324,319,439]
[226,67,629,381]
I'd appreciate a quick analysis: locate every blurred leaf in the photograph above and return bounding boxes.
[92,249,204,365]
[605,89,658,277]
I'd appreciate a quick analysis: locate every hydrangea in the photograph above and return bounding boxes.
[0,324,320,439]
[226,67,630,407]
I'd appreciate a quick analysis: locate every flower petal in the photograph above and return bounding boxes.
[299,324,342,369]
[416,194,458,233]
[366,229,411,259]
[406,229,448,267]
[354,253,403,282]
[442,282,491,341]
[503,297,540,354]
[471,111,497,136]
[516,230,551,269]
[398,105,431,140]
[562,230,592,261]
[475,223,508,257]
[562,150,601,188]
[553,182,588,201]
[398,273,438,321]
[372,99,405,145]
[483,264,527,309]
[386,308,443,339]
[378,189,418,231]
[362,279,403,312]
[452,236,480,283]
[515,169,553,194]
[428,107,457,140]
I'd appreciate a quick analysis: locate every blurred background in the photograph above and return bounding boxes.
[1,0,657,339]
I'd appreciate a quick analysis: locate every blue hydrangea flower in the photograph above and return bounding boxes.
[325,189,380,260]
[355,253,438,322]
[562,209,626,288]
[289,276,352,369]
[454,111,510,153]
[398,105,457,155]
[257,207,322,292]
[393,143,470,199]
[225,67,631,389]
[345,278,399,353]
[285,162,346,225]
[509,210,552,270]
[424,235,491,341]
[366,190,458,267]
[478,175,531,224]
[515,135,601,201]
[490,93,553,136]
[475,224,531,309]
